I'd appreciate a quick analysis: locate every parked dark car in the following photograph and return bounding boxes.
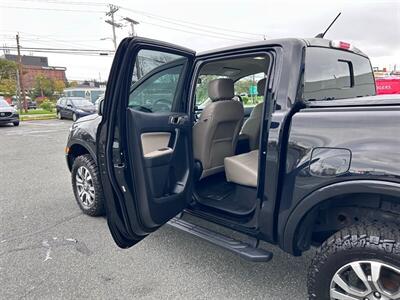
[27,100,37,110]
[0,99,19,126]
[66,37,400,299]
[11,96,35,110]
[56,97,97,121]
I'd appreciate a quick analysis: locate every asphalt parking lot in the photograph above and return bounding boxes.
[0,119,311,299]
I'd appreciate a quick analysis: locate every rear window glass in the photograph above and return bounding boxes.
[303,47,375,101]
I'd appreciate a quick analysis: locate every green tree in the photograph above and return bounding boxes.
[0,78,17,97]
[0,59,17,97]
[195,75,219,105]
[33,74,54,98]
[53,79,66,94]
[67,80,78,88]
[234,79,253,95]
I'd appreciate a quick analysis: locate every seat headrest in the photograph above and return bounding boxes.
[208,78,234,101]
[257,78,267,96]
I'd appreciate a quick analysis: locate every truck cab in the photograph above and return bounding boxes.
[67,36,400,299]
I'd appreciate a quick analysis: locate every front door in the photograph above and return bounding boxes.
[65,99,73,119]
[97,37,195,248]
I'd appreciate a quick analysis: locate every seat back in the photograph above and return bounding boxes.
[193,78,244,179]
[240,78,266,150]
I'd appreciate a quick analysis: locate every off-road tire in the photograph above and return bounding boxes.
[71,154,105,216]
[308,221,400,299]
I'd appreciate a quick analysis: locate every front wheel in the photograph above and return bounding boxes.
[308,222,400,300]
[13,121,19,126]
[71,154,105,216]
[72,113,78,122]
[57,111,62,120]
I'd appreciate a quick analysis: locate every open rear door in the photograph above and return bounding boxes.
[97,37,195,248]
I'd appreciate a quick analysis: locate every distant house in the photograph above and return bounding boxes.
[2,54,67,91]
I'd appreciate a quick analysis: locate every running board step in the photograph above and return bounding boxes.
[167,218,273,262]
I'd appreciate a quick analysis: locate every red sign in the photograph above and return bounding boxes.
[376,78,400,95]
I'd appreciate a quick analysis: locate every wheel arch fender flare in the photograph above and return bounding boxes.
[67,140,97,171]
[281,180,400,254]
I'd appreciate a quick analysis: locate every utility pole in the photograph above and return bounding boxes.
[16,33,27,113]
[15,69,21,104]
[123,17,141,79]
[105,4,122,50]
[123,17,139,37]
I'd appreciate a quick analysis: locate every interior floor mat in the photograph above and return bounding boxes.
[195,173,234,201]
[195,173,257,216]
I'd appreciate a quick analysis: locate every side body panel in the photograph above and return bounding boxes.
[66,115,102,170]
[279,105,400,253]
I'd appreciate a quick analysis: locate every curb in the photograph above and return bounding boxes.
[21,115,57,121]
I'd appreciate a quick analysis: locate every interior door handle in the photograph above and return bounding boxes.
[169,115,187,125]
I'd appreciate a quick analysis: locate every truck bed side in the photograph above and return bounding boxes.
[278,103,400,254]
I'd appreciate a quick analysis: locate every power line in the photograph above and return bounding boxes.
[138,14,259,41]
[1,46,114,56]
[119,6,265,38]
[137,20,251,43]
[4,0,265,38]
[19,36,100,49]
[1,31,107,44]
[0,31,106,40]
[0,5,104,13]
[1,32,115,51]
[1,5,264,44]
[1,49,113,56]
[3,46,114,52]
[10,0,107,6]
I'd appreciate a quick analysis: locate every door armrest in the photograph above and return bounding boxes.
[144,147,173,167]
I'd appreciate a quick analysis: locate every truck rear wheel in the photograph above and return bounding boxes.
[308,222,400,300]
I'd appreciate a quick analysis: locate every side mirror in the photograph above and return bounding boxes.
[67,104,73,108]
[98,98,104,115]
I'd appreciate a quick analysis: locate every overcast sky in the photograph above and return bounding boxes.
[1,0,399,81]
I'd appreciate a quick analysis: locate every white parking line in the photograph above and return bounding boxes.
[4,129,62,136]
[23,121,71,127]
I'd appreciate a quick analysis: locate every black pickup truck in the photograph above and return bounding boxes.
[66,37,400,299]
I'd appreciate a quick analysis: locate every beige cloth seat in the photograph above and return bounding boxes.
[224,150,259,188]
[193,78,244,179]
[240,78,266,150]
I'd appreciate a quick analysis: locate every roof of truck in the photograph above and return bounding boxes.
[197,37,367,57]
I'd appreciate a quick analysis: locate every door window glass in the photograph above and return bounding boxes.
[129,49,188,113]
